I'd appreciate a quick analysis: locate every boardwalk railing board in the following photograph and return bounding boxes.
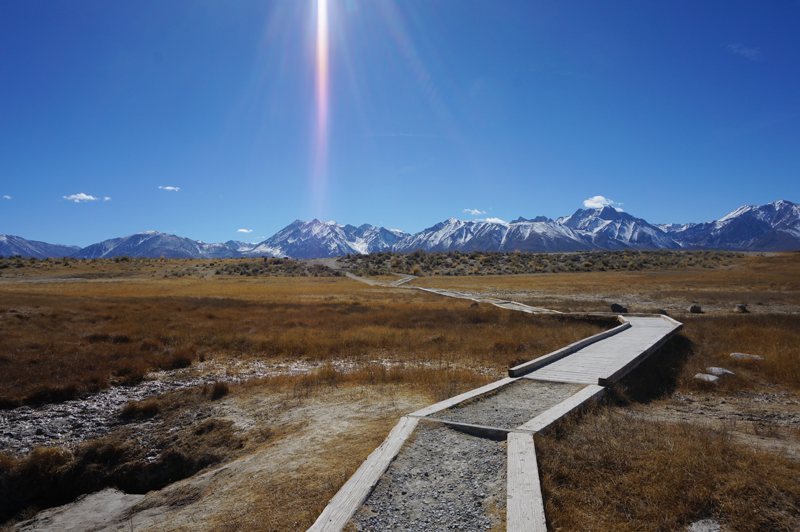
[508,320,631,377]
[516,385,606,434]
[507,433,548,532]
[308,416,419,532]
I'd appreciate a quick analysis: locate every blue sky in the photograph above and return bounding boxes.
[1,0,798,246]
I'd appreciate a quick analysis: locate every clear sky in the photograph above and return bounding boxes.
[1,0,798,246]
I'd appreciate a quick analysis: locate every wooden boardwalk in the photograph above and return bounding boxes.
[309,273,683,532]
[522,316,682,385]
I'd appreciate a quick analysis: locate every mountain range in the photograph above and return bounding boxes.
[2,200,798,260]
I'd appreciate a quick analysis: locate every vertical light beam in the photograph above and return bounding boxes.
[313,0,329,214]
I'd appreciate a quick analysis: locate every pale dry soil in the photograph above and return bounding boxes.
[626,388,800,460]
[7,384,430,532]
[1,357,492,457]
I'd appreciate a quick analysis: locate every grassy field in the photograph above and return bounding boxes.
[410,252,800,313]
[0,275,608,407]
[1,252,799,531]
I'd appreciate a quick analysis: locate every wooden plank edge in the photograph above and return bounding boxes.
[515,385,606,434]
[420,417,514,440]
[408,377,517,418]
[307,416,419,532]
[508,321,632,377]
[659,314,684,328]
[507,433,548,532]
[597,326,682,386]
[521,375,597,385]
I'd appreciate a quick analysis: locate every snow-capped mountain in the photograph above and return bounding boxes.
[668,200,800,251]
[225,240,258,253]
[556,206,681,250]
[2,200,798,259]
[75,231,244,259]
[392,218,589,253]
[0,234,80,259]
[246,220,408,259]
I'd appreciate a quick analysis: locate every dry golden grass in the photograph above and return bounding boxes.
[3,256,800,530]
[411,252,800,313]
[677,314,800,391]
[537,407,800,532]
[0,276,608,407]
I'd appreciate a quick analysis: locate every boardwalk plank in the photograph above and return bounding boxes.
[307,416,419,532]
[516,385,606,433]
[507,433,547,532]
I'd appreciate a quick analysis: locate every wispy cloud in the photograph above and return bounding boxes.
[159,186,180,192]
[583,195,623,211]
[727,43,760,61]
[2,195,10,200]
[476,217,507,224]
[463,208,486,216]
[104,197,111,201]
[237,229,253,233]
[63,193,102,203]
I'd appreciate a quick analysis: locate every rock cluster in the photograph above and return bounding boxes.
[694,367,735,385]
[0,374,215,456]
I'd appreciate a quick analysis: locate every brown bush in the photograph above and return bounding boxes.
[119,398,161,419]
[210,381,229,400]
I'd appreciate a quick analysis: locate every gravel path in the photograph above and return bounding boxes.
[434,380,584,429]
[349,421,506,531]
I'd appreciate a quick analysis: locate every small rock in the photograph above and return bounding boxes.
[686,518,721,532]
[689,305,702,314]
[735,304,749,313]
[469,302,478,308]
[694,373,720,385]
[610,303,628,313]
[730,352,763,361]
[706,367,734,378]
[655,308,667,315]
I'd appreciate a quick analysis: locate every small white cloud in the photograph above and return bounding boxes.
[63,193,100,203]
[727,43,760,60]
[2,195,10,200]
[159,186,180,192]
[463,208,486,216]
[237,229,253,233]
[476,217,507,224]
[103,197,111,201]
[583,196,624,211]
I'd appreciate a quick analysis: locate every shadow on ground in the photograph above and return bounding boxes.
[608,333,693,405]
